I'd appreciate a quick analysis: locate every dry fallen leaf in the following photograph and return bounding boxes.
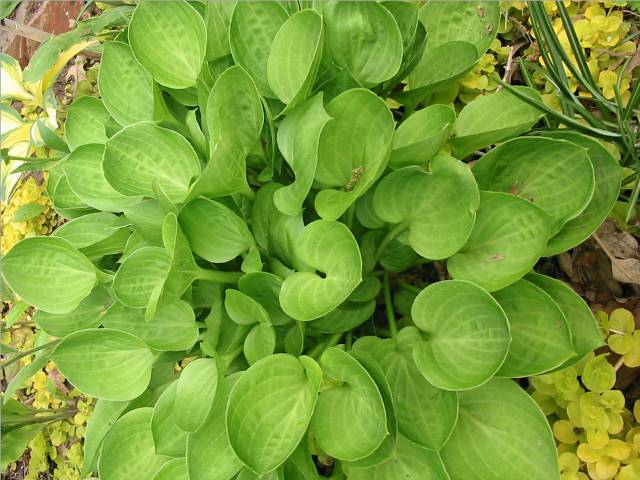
[594,221,640,285]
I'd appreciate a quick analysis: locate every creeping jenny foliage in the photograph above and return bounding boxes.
[1,1,624,479]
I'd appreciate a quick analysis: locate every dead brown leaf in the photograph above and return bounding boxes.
[593,221,640,285]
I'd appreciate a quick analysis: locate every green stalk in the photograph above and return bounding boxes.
[383,272,397,338]
[196,268,244,284]
[0,339,60,369]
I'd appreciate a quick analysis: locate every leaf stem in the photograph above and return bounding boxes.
[397,280,422,295]
[383,272,397,338]
[308,333,342,359]
[0,339,60,369]
[373,222,409,268]
[196,268,244,284]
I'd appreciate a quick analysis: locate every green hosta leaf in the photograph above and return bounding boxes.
[62,144,137,212]
[47,165,95,219]
[52,329,153,401]
[252,183,305,270]
[311,348,387,461]
[2,237,96,314]
[267,9,323,106]
[279,220,362,321]
[419,0,500,55]
[447,191,551,291]
[35,286,111,337]
[124,199,165,244]
[324,1,403,85]
[129,0,206,88]
[153,458,188,480]
[151,382,188,457]
[179,197,257,265]
[382,1,419,51]
[284,323,304,356]
[175,358,221,433]
[229,1,289,97]
[526,272,603,369]
[450,86,544,158]
[12,203,45,222]
[390,105,455,168]
[493,279,574,377]
[189,66,263,199]
[344,434,449,480]
[441,378,559,480]
[238,272,291,326]
[473,137,594,235]
[283,443,321,479]
[353,332,458,450]
[98,41,155,126]
[244,323,276,365]
[412,280,510,391]
[98,408,171,480]
[65,96,110,150]
[314,89,395,221]
[205,1,235,62]
[225,289,270,326]
[104,122,201,203]
[101,300,198,352]
[274,94,331,216]
[226,354,321,475]
[407,41,478,93]
[113,247,171,308]
[187,373,243,480]
[373,154,479,260]
[541,131,623,255]
[309,300,375,334]
[52,212,128,249]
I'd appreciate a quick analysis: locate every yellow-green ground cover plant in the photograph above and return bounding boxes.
[1,1,638,479]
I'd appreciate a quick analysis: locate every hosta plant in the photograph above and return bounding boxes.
[0,1,623,479]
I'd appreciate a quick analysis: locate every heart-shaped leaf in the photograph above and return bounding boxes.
[314,89,395,221]
[101,300,198,352]
[98,408,170,480]
[473,137,594,235]
[2,237,96,314]
[52,329,153,401]
[238,272,291,326]
[447,191,551,291]
[541,131,623,255]
[267,9,323,106]
[46,165,95,219]
[104,122,200,203]
[526,272,603,369]
[151,382,188,457]
[129,0,206,88]
[52,212,128,249]
[229,1,289,97]
[279,220,362,321]
[419,0,500,55]
[187,373,243,480]
[274,94,331,215]
[226,354,321,476]
[441,378,559,480]
[225,289,271,326]
[353,331,458,450]
[390,105,455,168]
[450,86,544,158]
[175,358,221,433]
[311,348,387,461]
[62,144,137,212]
[324,1,403,85]
[64,96,110,150]
[411,280,511,390]
[493,279,574,377]
[97,41,155,126]
[373,154,479,260]
[35,286,111,338]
